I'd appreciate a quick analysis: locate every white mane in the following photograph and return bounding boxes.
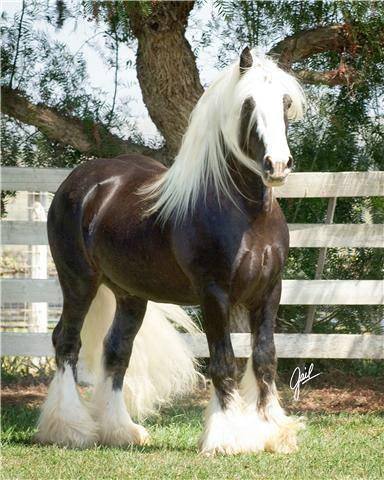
[141,50,306,224]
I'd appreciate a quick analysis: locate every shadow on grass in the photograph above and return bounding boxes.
[94,442,199,454]
[1,402,204,452]
[1,404,40,445]
[146,404,203,427]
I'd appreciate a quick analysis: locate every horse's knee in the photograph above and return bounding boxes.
[53,287,97,370]
[252,345,276,376]
[199,283,237,407]
[208,340,238,409]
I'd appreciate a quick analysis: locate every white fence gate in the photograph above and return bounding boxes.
[1,167,383,358]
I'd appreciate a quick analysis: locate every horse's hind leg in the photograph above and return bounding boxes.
[91,290,149,446]
[240,280,303,453]
[36,275,99,447]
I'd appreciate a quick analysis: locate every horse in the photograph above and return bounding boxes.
[36,47,306,455]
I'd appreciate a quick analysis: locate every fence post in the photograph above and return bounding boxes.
[304,196,337,333]
[29,194,48,333]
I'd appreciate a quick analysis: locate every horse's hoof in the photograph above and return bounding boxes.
[264,418,304,454]
[97,422,149,447]
[131,424,150,445]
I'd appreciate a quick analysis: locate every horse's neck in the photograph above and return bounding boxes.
[227,155,273,213]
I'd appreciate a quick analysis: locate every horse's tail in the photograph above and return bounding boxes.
[77,285,200,419]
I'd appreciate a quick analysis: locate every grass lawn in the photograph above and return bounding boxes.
[2,399,384,480]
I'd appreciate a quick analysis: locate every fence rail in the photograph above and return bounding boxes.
[1,167,383,359]
[2,278,383,305]
[1,332,383,359]
[2,167,384,197]
[3,221,383,248]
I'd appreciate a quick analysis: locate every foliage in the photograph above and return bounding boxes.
[81,0,152,41]
[1,356,54,385]
[1,1,138,170]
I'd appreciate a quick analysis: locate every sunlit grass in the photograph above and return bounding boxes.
[2,401,383,480]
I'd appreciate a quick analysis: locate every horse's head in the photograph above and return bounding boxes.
[141,48,306,224]
[235,47,305,188]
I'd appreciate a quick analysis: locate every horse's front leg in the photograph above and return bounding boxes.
[199,283,262,455]
[240,280,303,453]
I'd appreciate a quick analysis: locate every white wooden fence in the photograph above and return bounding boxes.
[1,167,383,358]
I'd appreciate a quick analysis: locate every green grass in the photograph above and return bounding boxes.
[2,401,384,480]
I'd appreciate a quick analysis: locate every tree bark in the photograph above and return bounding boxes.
[269,23,383,67]
[1,86,167,162]
[294,66,362,87]
[269,24,353,67]
[128,1,204,159]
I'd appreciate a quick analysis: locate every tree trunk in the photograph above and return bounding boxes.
[129,2,204,159]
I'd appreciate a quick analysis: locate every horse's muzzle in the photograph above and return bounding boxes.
[262,155,292,187]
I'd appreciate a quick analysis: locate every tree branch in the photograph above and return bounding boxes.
[269,24,354,67]
[105,29,119,129]
[1,86,168,163]
[293,65,362,87]
[269,23,383,86]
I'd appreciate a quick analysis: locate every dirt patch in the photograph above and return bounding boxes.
[2,374,383,414]
[280,370,384,414]
[283,386,384,414]
[1,384,48,408]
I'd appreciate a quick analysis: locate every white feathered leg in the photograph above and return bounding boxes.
[199,388,267,455]
[78,285,199,420]
[200,389,244,455]
[262,383,304,453]
[92,375,149,446]
[36,362,98,447]
[240,357,303,453]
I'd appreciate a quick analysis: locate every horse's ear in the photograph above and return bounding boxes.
[240,47,253,74]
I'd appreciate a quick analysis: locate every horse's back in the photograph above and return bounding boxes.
[57,155,164,195]
[50,154,164,218]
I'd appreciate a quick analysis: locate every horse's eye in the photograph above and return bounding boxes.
[283,94,292,109]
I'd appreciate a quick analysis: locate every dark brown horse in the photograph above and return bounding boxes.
[37,48,305,455]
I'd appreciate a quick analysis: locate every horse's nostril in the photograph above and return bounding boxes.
[263,156,274,174]
[287,156,293,169]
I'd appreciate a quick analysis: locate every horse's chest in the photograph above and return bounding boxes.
[232,240,285,305]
